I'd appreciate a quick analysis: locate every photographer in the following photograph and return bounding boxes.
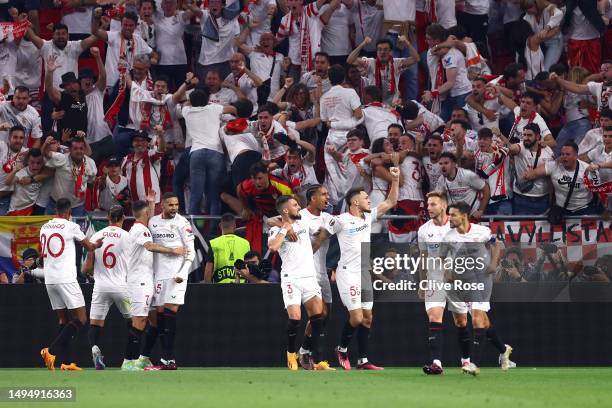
[234,250,276,284]
[494,247,532,283]
[532,243,571,281]
[11,248,44,284]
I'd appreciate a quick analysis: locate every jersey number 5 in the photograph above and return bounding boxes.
[40,233,65,258]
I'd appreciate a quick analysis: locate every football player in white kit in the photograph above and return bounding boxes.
[321,167,400,370]
[268,195,333,371]
[39,198,103,371]
[419,191,471,375]
[81,205,132,370]
[145,192,195,370]
[124,198,187,371]
[441,201,514,376]
[296,185,334,369]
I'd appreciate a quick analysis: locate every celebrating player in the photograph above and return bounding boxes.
[319,167,400,370]
[81,206,132,370]
[39,198,103,371]
[268,195,332,371]
[145,192,195,370]
[296,185,334,369]
[441,201,514,376]
[123,198,187,371]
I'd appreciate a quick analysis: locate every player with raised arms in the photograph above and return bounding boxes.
[39,197,104,371]
[317,166,400,370]
[440,201,514,376]
[81,205,132,370]
[144,192,195,370]
[268,195,333,371]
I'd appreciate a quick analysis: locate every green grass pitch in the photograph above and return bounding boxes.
[2,368,612,408]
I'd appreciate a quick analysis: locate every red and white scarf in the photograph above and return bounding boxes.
[509,110,536,140]
[123,153,153,201]
[375,58,396,97]
[140,97,173,131]
[104,35,143,128]
[72,159,87,201]
[0,20,30,42]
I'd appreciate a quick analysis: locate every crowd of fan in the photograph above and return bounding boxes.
[0,0,610,240]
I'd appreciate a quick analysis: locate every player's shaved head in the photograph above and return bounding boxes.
[220,213,236,231]
[56,198,72,216]
[109,205,125,224]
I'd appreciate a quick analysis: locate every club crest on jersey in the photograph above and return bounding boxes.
[443,56,452,65]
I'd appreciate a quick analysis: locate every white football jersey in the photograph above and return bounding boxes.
[417,218,451,281]
[422,156,442,188]
[149,214,195,280]
[90,226,130,292]
[441,223,492,276]
[325,207,378,273]
[434,168,485,214]
[268,218,317,280]
[399,155,424,201]
[127,221,154,285]
[40,217,85,284]
[299,208,333,278]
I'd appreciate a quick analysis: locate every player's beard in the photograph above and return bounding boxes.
[524,139,536,149]
[290,214,302,220]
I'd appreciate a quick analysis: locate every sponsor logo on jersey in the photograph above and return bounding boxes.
[153,233,176,239]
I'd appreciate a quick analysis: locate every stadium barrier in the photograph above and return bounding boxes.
[1,215,610,368]
[2,284,612,368]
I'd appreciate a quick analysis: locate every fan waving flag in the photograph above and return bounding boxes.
[0,20,30,42]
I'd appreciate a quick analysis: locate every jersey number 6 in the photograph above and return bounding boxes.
[103,244,116,269]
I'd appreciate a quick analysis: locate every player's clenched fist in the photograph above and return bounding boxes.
[389,167,400,180]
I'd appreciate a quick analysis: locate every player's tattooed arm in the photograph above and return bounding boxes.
[80,238,103,253]
[311,227,330,254]
[81,251,95,275]
[375,167,400,217]
[143,242,187,256]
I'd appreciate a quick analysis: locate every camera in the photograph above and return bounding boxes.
[234,259,272,281]
[541,243,558,254]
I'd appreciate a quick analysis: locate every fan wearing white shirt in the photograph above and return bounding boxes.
[440,201,513,376]
[237,31,285,105]
[496,90,555,148]
[78,47,115,163]
[39,198,104,371]
[225,53,263,115]
[423,25,472,122]
[205,70,239,106]
[465,78,502,131]
[267,195,329,371]
[525,142,602,215]
[434,152,490,218]
[153,0,194,91]
[92,11,158,92]
[504,123,555,215]
[361,85,400,148]
[321,0,353,66]
[347,36,420,105]
[186,0,240,82]
[320,65,363,206]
